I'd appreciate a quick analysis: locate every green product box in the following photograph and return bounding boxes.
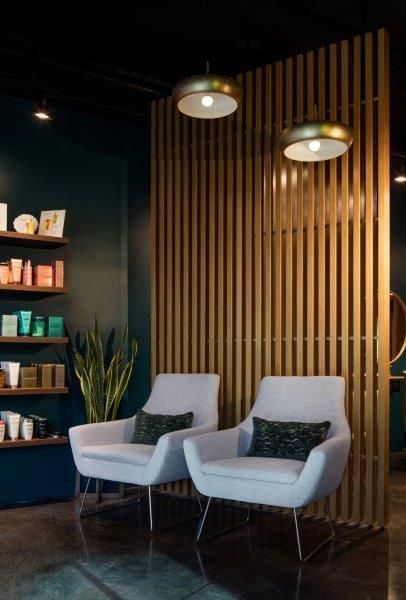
[54,364,65,387]
[19,366,38,389]
[46,316,64,337]
[1,314,18,337]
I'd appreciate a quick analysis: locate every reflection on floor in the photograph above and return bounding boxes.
[1,453,406,600]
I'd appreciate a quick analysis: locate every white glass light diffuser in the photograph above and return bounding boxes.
[173,74,242,119]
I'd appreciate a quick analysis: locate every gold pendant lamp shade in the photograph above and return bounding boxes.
[173,73,242,119]
[279,119,353,161]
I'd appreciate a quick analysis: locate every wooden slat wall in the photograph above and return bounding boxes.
[150,30,390,525]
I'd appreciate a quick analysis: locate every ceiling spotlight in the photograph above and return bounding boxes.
[173,63,242,119]
[394,175,406,183]
[34,99,52,121]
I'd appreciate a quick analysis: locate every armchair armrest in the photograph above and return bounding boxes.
[183,428,240,467]
[69,417,135,451]
[155,421,218,454]
[296,434,351,503]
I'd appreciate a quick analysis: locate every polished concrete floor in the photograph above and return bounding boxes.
[1,454,406,600]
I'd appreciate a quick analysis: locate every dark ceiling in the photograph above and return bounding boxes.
[1,0,406,150]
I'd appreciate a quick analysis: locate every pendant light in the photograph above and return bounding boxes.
[33,99,52,121]
[279,107,353,161]
[173,61,242,119]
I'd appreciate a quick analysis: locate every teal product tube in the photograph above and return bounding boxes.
[13,310,32,336]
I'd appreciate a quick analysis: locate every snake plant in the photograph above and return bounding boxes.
[72,318,138,423]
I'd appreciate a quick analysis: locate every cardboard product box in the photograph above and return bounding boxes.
[39,364,54,388]
[52,260,64,288]
[46,316,64,337]
[34,265,53,287]
[1,314,18,337]
[54,364,65,387]
[20,366,38,388]
[0,204,7,231]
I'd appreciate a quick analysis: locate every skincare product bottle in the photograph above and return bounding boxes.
[14,310,32,336]
[20,417,33,441]
[10,258,22,284]
[1,362,10,386]
[8,413,20,440]
[37,416,47,438]
[7,262,13,283]
[0,420,5,442]
[8,362,20,389]
[22,260,33,286]
[0,263,8,284]
[0,369,5,388]
[1,314,18,337]
[31,316,45,337]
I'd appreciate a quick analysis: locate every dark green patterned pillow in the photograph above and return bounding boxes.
[132,409,194,445]
[246,417,331,461]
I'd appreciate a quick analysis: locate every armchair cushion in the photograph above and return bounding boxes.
[132,409,193,445]
[201,456,305,484]
[247,417,331,461]
[81,443,155,466]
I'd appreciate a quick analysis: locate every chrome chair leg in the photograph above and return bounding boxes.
[148,485,203,534]
[79,477,91,517]
[196,498,252,544]
[148,485,155,532]
[293,499,336,563]
[79,479,143,518]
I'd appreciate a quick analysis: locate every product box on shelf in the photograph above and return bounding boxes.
[34,265,53,287]
[52,260,64,288]
[19,366,38,389]
[37,364,53,388]
[46,316,64,337]
[54,364,65,387]
[1,314,18,337]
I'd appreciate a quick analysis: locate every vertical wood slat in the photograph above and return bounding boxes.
[285,59,293,376]
[377,29,390,526]
[364,32,375,524]
[226,111,235,428]
[316,47,326,516]
[328,43,339,518]
[244,71,253,413]
[235,74,243,425]
[190,119,199,371]
[158,100,166,375]
[151,30,390,525]
[352,35,363,522]
[340,39,350,521]
[166,99,174,372]
[296,55,304,376]
[264,64,273,376]
[199,121,207,372]
[150,101,158,380]
[174,106,182,372]
[306,51,315,376]
[209,120,216,374]
[254,67,263,388]
[274,62,283,375]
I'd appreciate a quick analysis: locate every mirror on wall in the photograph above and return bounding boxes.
[390,291,406,364]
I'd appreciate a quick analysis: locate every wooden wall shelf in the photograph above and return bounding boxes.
[0,387,68,396]
[0,284,68,295]
[0,436,69,449]
[0,336,69,344]
[0,231,69,248]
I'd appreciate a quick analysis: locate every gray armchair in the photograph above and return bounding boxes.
[70,373,220,532]
[184,376,351,562]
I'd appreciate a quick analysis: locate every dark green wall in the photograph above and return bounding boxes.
[0,94,150,505]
